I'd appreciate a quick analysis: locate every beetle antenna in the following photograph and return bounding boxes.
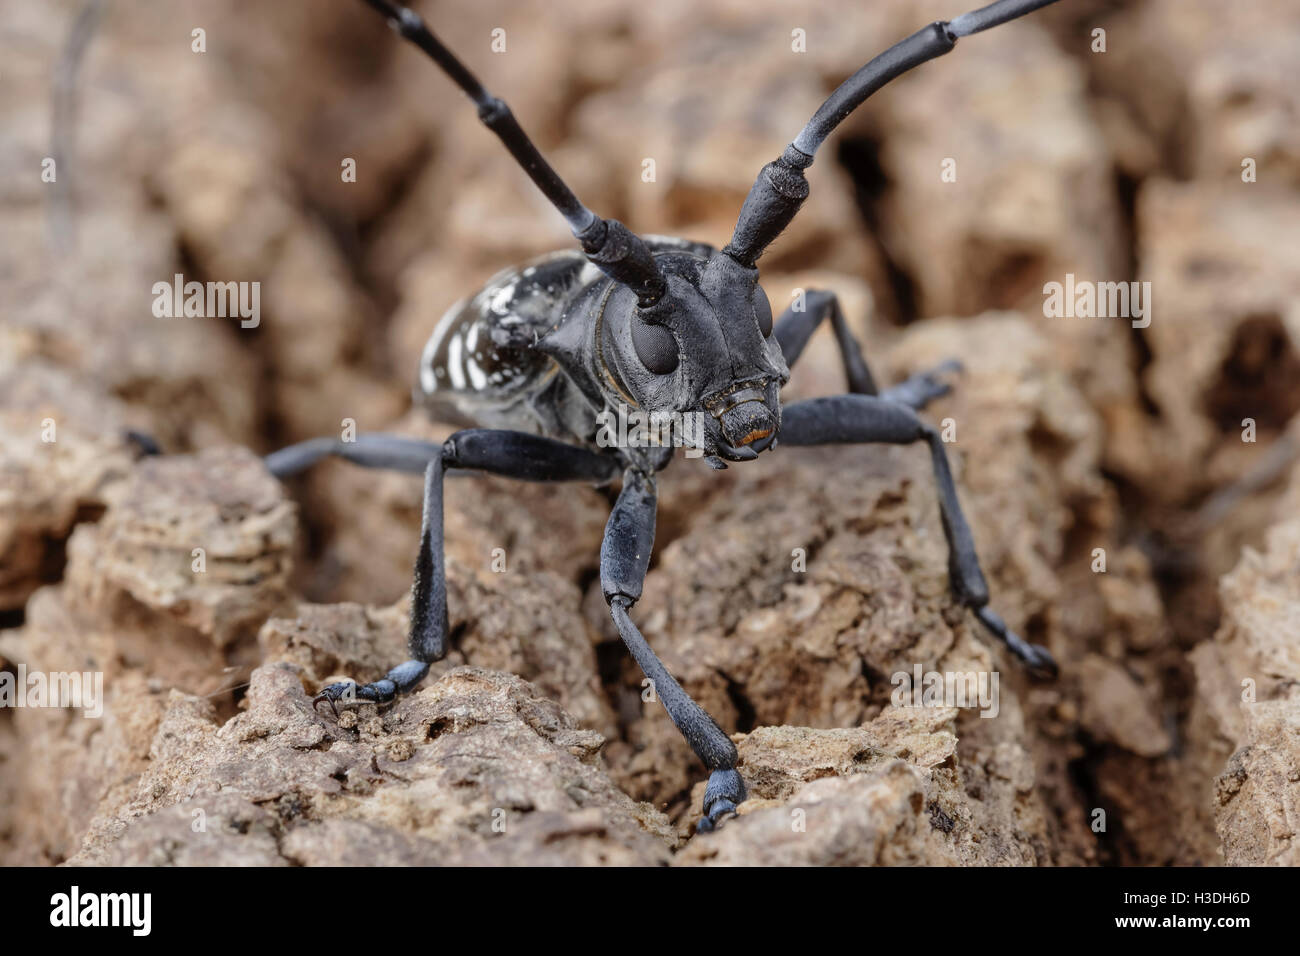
[360,0,667,305]
[724,0,1061,267]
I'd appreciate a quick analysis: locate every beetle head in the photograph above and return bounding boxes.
[593,248,790,463]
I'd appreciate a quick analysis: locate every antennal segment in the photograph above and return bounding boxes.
[363,0,592,233]
[947,0,1060,38]
[362,0,667,305]
[724,0,1060,268]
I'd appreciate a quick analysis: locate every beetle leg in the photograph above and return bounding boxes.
[264,433,446,478]
[779,394,1057,675]
[601,467,745,832]
[774,289,960,411]
[123,429,162,457]
[879,358,963,409]
[774,289,878,395]
[267,429,622,707]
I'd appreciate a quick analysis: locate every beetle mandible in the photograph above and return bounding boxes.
[267,0,1062,832]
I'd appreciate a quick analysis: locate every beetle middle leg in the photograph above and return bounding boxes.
[266,429,622,708]
[779,393,1056,675]
[601,467,744,833]
[774,288,960,411]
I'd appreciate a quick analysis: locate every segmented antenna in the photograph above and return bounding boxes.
[361,0,667,305]
[724,0,1062,268]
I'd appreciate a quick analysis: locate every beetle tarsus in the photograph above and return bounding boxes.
[698,769,747,833]
[311,677,406,718]
[880,358,964,410]
[974,606,1058,678]
[123,429,162,457]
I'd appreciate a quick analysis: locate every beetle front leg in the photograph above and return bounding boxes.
[313,454,446,711]
[601,468,745,832]
[304,429,622,711]
[265,433,446,478]
[780,394,1056,675]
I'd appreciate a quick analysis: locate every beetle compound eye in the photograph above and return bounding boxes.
[752,287,773,337]
[631,318,679,374]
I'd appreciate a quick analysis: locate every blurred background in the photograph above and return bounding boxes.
[2,0,1298,866]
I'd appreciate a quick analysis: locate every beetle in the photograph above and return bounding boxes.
[267,0,1061,832]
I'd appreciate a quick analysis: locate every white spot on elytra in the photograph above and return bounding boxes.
[447,330,466,389]
[466,354,487,390]
[488,280,518,317]
[420,295,468,393]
